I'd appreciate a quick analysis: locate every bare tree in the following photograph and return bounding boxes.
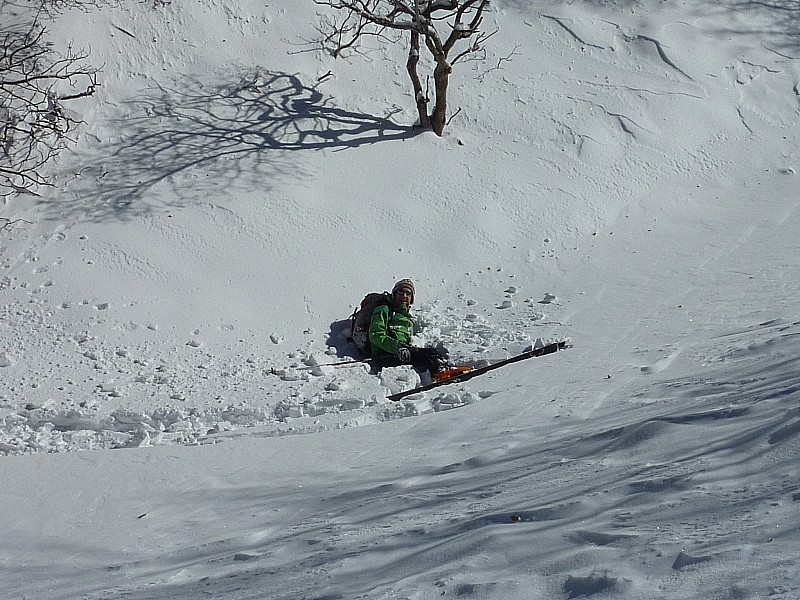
[1,18,98,200]
[315,0,493,136]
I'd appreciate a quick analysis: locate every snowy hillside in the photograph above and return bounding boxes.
[1,0,799,598]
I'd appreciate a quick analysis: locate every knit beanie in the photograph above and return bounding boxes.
[392,278,415,304]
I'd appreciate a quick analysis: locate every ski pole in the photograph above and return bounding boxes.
[270,358,372,374]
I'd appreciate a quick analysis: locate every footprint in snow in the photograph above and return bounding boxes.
[539,293,558,304]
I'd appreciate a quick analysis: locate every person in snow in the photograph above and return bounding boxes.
[368,278,449,376]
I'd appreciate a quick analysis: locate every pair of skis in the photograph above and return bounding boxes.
[387,339,569,402]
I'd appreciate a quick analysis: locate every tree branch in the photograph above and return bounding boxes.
[1,18,99,198]
[315,0,497,136]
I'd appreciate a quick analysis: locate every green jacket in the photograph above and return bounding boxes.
[368,303,416,356]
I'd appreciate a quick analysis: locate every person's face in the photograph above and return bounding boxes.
[393,289,412,307]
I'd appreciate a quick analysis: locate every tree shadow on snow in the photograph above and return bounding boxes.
[698,0,800,59]
[46,70,416,222]
[502,0,799,59]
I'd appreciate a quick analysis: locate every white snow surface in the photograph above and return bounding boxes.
[1,0,799,598]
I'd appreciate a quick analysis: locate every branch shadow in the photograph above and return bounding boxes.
[51,69,417,222]
[699,0,800,58]
[501,0,799,58]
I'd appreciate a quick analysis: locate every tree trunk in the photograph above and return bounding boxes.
[406,31,430,129]
[430,57,451,136]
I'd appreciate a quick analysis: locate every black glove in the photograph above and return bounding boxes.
[397,347,412,363]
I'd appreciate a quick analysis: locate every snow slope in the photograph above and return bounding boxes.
[1,0,799,598]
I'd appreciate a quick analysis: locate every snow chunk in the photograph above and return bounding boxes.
[539,292,558,304]
[379,366,420,396]
[326,379,350,392]
[304,353,334,376]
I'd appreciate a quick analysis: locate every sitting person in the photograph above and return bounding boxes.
[368,278,449,376]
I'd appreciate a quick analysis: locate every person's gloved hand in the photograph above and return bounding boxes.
[397,347,412,363]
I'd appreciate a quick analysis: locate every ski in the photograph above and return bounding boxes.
[387,340,569,402]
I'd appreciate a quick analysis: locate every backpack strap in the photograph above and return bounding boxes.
[349,306,359,338]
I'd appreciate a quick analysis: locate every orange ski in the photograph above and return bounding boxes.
[432,365,475,382]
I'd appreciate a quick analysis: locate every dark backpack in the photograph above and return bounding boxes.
[349,292,393,355]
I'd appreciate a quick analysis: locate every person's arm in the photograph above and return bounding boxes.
[368,305,404,354]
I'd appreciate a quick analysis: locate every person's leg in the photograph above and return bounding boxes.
[374,347,449,375]
[371,353,402,372]
[409,347,448,374]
